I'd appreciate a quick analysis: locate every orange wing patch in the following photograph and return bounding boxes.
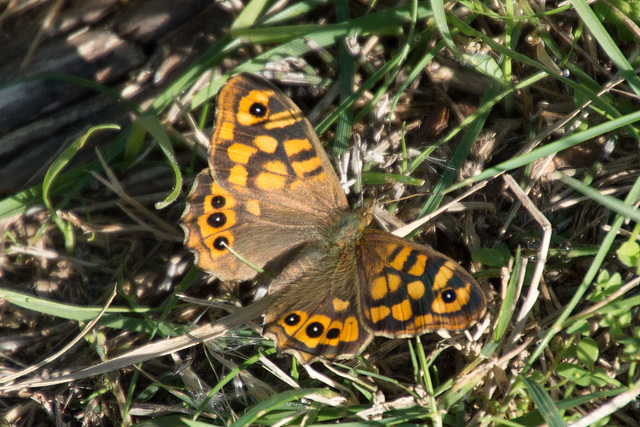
[339,316,360,343]
[332,298,350,312]
[388,246,411,271]
[256,172,287,190]
[391,300,413,322]
[228,165,248,187]
[291,156,323,177]
[407,280,425,300]
[371,277,388,300]
[228,143,257,164]
[254,135,278,153]
[265,110,302,129]
[283,138,313,156]
[369,305,391,323]
[218,122,235,140]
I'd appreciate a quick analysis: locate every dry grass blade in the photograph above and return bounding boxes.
[0,285,117,385]
[392,181,488,237]
[503,174,551,347]
[0,295,274,392]
[92,150,181,240]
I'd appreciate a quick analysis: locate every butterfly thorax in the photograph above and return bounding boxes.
[322,208,372,251]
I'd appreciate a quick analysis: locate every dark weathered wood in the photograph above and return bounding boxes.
[116,0,211,44]
[0,29,145,134]
[0,0,232,194]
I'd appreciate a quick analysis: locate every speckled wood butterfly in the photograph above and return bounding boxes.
[181,73,486,363]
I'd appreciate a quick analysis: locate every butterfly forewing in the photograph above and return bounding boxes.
[211,73,347,214]
[181,73,347,281]
[182,171,324,281]
[357,231,486,337]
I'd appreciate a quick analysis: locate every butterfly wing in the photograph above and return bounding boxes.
[182,73,347,281]
[357,230,486,337]
[263,245,373,363]
[210,73,347,214]
[182,170,326,281]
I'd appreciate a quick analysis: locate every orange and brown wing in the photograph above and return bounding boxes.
[182,171,324,281]
[262,247,373,364]
[357,230,486,337]
[210,73,347,214]
[181,73,347,281]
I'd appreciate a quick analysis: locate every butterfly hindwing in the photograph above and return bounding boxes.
[263,245,373,363]
[357,230,487,337]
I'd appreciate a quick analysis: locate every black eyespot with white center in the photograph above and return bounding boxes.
[207,213,226,228]
[442,289,457,303]
[306,322,324,338]
[213,236,228,251]
[249,102,267,118]
[211,195,226,209]
[284,313,300,326]
[326,328,340,339]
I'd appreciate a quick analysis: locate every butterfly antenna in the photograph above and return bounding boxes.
[351,134,365,207]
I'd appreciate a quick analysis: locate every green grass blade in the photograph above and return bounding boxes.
[571,0,640,96]
[524,174,640,372]
[191,3,434,112]
[333,0,355,154]
[418,83,498,217]
[0,287,184,336]
[555,172,640,223]
[134,115,181,209]
[449,109,640,192]
[410,71,548,172]
[449,14,638,135]
[230,0,269,31]
[494,247,521,342]
[522,376,567,427]
[262,0,331,26]
[431,0,458,53]
[42,124,120,213]
[232,388,331,427]
[42,124,120,252]
[361,172,424,186]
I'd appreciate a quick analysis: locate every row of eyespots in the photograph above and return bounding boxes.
[284,313,342,340]
[206,194,229,252]
[284,313,340,340]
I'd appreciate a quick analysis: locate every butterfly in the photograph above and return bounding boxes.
[181,73,486,363]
